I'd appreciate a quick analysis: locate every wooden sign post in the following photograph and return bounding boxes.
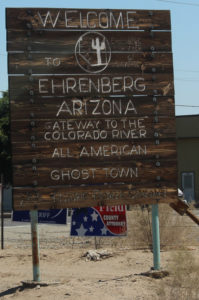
[152,204,160,270]
[30,210,40,282]
[6,8,178,273]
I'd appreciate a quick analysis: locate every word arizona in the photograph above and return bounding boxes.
[56,99,137,116]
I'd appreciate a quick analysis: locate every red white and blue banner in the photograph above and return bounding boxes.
[12,209,67,224]
[70,205,127,236]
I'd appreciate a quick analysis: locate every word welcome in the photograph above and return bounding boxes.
[37,10,137,29]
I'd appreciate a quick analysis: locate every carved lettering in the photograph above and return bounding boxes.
[50,167,138,181]
[37,10,61,28]
[79,144,147,157]
[37,10,137,29]
[38,76,146,95]
[56,99,138,117]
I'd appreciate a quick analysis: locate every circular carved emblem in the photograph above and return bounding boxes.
[75,31,111,74]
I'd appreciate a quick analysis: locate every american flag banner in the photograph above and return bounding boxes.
[70,205,127,236]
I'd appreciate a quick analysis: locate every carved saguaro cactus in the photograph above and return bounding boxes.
[91,37,105,65]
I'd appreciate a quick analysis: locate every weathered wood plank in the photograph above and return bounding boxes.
[9,74,174,97]
[6,8,177,211]
[6,8,171,31]
[10,116,176,143]
[13,185,177,210]
[7,30,171,52]
[11,139,177,163]
[12,159,177,187]
[8,52,173,75]
[10,96,175,120]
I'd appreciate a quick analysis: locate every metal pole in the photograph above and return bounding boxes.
[30,210,40,282]
[1,175,4,250]
[152,204,160,270]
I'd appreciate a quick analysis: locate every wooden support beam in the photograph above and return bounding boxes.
[186,209,199,226]
[170,199,199,226]
[170,199,189,216]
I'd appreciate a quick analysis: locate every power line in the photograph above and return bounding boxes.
[175,78,199,81]
[176,69,199,73]
[156,0,199,6]
[176,104,199,107]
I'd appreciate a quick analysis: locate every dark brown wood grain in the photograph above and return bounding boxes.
[8,52,173,75]
[10,116,176,143]
[11,139,177,163]
[12,159,177,187]
[13,185,177,210]
[6,8,177,210]
[10,96,175,120]
[6,8,171,31]
[7,30,171,52]
[9,74,174,97]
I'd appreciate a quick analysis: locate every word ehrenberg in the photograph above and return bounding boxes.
[38,76,145,95]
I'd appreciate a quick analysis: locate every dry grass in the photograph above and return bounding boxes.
[68,204,198,250]
[120,204,189,250]
[158,249,199,300]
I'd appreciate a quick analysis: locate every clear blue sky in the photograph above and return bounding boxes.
[1,0,199,116]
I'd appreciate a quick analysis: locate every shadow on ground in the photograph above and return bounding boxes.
[0,285,25,298]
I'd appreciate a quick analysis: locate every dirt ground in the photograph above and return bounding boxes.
[0,245,190,300]
[0,209,199,300]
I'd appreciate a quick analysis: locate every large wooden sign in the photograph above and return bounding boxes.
[6,8,178,210]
